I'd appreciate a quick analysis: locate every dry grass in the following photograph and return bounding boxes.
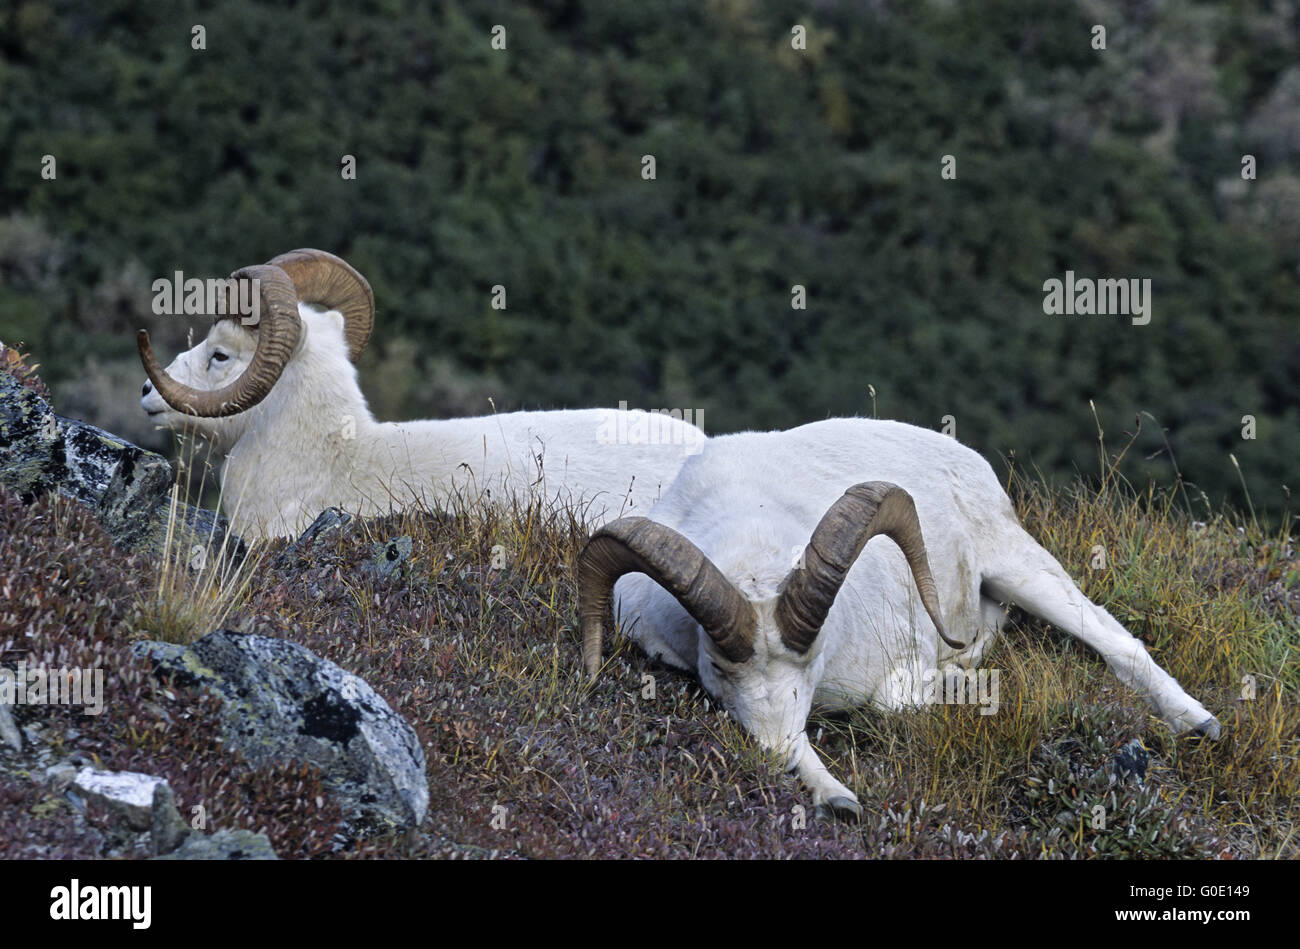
[133,438,264,645]
[1,399,1296,857]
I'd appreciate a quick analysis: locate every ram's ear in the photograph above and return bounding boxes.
[322,307,345,334]
[302,305,346,352]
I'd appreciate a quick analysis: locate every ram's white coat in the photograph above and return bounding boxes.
[608,418,1219,814]
[141,304,704,539]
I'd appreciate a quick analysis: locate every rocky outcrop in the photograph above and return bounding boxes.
[0,365,243,561]
[3,359,431,856]
[132,630,429,835]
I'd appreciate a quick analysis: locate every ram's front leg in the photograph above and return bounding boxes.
[785,731,862,821]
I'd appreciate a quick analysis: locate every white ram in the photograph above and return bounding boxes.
[139,250,704,539]
[579,418,1220,818]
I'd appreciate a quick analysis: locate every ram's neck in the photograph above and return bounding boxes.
[217,375,378,538]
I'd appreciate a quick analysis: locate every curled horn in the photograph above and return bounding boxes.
[137,264,301,417]
[578,517,756,678]
[776,481,963,654]
[267,248,374,362]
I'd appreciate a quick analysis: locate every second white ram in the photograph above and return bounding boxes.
[579,418,1220,818]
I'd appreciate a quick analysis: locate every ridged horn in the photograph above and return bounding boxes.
[776,481,963,654]
[267,248,374,361]
[137,264,301,417]
[578,517,756,678]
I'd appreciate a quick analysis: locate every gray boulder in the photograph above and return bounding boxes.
[155,829,277,860]
[151,783,191,856]
[0,366,243,561]
[132,630,428,835]
[1,366,148,507]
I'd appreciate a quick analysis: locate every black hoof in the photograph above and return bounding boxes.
[1192,716,1222,740]
[815,795,863,822]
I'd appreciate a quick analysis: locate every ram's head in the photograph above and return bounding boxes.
[578,481,962,819]
[139,249,373,443]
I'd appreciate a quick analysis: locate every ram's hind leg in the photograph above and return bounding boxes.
[981,530,1219,738]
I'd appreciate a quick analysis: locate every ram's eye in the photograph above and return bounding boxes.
[211,351,229,363]
[709,661,724,675]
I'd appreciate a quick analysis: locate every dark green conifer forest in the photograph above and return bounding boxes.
[2,0,1296,520]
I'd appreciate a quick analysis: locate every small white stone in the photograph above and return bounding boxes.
[72,767,170,831]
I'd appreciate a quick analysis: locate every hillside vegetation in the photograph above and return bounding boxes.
[1,0,1298,522]
[1,357,1296,858]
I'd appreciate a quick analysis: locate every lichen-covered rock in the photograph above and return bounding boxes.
[0,365,243,562]
[292,507,353,549]
[105,484,247,568]
[278,507,354,569]
[2,367,155,507]
[132,630,428,834]
[154,828,277,860]
[150,783,190,855]
[94,449,175,546]
[364,534,413,581]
